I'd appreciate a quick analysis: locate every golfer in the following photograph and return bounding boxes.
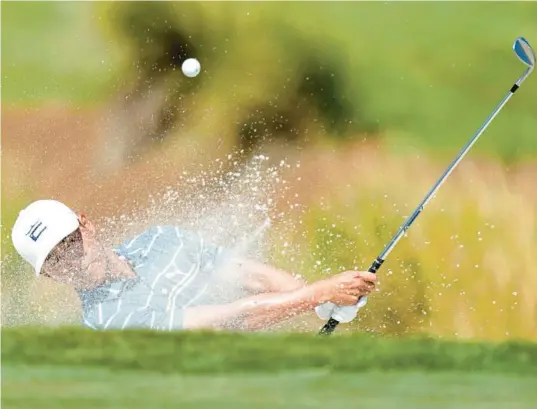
[11,199,376,331]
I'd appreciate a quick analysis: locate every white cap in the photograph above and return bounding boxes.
[12,200,80,275]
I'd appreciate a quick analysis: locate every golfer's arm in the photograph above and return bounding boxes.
[183,284,322,331]
[229,257,308,293]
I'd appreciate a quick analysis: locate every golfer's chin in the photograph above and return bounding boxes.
[51,270,78,286]
[53,266,95,290]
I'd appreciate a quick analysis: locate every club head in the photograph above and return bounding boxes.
[513,37,535,70]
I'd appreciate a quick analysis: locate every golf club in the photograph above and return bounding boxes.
[319,36,535,336]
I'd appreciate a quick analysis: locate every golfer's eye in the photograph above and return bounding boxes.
[44,250,64,268]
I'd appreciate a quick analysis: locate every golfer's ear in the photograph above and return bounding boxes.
[78,213,95,232]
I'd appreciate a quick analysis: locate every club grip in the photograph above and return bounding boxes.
[318,257,385,336]
[318,317,340,335]
[368,257,384,274]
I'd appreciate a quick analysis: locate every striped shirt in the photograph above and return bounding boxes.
[77,225,229,331]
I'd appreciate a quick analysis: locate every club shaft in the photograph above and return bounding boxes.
[380,85,516,259]
[319,67,532,336]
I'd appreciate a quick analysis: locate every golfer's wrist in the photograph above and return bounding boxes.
[305,281,331,305]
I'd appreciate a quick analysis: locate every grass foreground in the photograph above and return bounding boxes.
[4,367,537,409]
[3,327,537,374]
[2,327,537,409]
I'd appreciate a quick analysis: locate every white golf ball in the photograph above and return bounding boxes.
[181,58,201,78]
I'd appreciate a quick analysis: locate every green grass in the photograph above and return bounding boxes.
[3,366,537,409]
[3,327,537,375]
[2,329,537,408]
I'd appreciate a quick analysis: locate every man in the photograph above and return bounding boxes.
[11,199,376,332]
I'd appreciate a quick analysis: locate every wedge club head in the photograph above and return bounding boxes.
[513,37,535,70]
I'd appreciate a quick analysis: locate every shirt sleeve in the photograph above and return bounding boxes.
[200,240,231,271]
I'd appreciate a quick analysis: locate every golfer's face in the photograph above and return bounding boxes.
[41,229,85,283]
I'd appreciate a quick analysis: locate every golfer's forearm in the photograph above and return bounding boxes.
[232,258,308,293]
[183,285,320,331]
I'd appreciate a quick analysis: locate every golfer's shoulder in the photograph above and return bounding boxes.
[116,225,207,256]
[146,225,206,245]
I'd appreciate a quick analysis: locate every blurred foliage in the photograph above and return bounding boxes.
[1,1,123,103]
[94,1,363,157]
[93,1,537,161]
[4,1,537,158]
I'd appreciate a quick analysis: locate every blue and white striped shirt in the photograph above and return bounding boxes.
[77,225,229,331]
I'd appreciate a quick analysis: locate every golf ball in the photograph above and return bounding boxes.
[181,58,201,78]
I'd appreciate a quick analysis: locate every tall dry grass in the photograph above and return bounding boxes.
[268,141,537,341]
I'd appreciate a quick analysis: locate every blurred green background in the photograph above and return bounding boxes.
[2,1,537,341]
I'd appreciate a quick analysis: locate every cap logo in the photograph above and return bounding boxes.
[26,221,47,242]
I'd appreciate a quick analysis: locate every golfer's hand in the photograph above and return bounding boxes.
[316,270,377,306]
[315,300,368,323]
